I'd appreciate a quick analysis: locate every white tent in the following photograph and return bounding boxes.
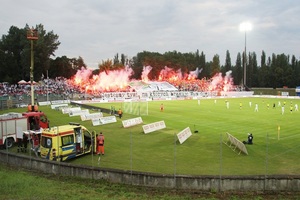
[18,80,27,84]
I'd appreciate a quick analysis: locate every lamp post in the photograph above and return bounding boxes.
[27,27,38,109]
[239,22,252,87]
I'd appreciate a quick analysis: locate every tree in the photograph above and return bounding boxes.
[198,51,207,79]
[0,24,60,83]
[258,51,270,87]
[223,50,232,75]
[210,54,220,76]
[247,52,258,87]
[0,26,27,83]
[232,53,242,85]
[99,59,113,75]
[291,55,300,86]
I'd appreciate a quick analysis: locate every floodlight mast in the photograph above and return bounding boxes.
[27,27,38,109]
[239,22,252,87]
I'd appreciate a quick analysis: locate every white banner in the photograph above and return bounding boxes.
[69,109,89,117]
[122,117,143,128]
[92,116,117,126]
[142,120,166,134]
[80,112,103,121]
[63,107,81,114]
[177,127,192,144]
[38,101,51,106]
[51,104,68,109]
[51,100,70,104]
[62,107,71,114]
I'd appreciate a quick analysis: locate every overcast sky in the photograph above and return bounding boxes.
[1,0,300,69]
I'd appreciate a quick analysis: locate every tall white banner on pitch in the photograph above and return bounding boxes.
[177,127,192,144]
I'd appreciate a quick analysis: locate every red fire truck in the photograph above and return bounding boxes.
[0,110,49,148]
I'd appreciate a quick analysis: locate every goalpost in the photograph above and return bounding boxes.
[123,100,148,116]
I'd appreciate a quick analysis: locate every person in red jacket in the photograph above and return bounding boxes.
[97,132,105,155]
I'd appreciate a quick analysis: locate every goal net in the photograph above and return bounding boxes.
[123,100,148,116]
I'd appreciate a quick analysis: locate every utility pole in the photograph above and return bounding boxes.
[27,27,38,110]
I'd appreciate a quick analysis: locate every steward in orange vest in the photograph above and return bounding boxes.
[97,132,105,155]
[118,109,123,119]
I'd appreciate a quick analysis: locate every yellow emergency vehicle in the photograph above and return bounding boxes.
[40,123,96,161]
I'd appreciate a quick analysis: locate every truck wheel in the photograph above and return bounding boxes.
[5,138,14,149]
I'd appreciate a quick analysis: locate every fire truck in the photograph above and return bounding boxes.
[40,122,97,161]
[0,110,49,148]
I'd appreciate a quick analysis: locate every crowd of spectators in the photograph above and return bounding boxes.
[0,77,84,100]
[0,77,244,100]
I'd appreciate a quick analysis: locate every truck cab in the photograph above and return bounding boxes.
[40,123,96,161]
[22,111,49,130]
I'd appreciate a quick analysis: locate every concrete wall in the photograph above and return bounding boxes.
[1,151,300,192]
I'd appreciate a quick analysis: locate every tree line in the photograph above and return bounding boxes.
[0,24,299,88]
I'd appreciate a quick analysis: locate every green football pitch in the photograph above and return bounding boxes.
[2,97,300,176]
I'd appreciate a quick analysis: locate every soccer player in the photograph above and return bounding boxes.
[226,100,229,109]
[254,103,258,112]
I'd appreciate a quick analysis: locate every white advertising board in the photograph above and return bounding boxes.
[51,104,68,109]
[80,112,103,121]
[177,127,192,144]
[142,120,166,134]
[92,116,117,126]
[122,117,143,128]
[69,109,89,117]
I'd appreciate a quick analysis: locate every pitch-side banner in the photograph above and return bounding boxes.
[51,103,68,110]
[122,117,143,128]
[177,127,192,144]
[62,107,80,114]
[142,120,166,134]
[81,112,103,121]
[92,116,117,126]
[69,109,89,117]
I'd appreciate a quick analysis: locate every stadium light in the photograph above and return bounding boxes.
[239,22,252,87]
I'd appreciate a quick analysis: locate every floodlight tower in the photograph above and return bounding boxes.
[27,27,38,109]
[239,22,252,87]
